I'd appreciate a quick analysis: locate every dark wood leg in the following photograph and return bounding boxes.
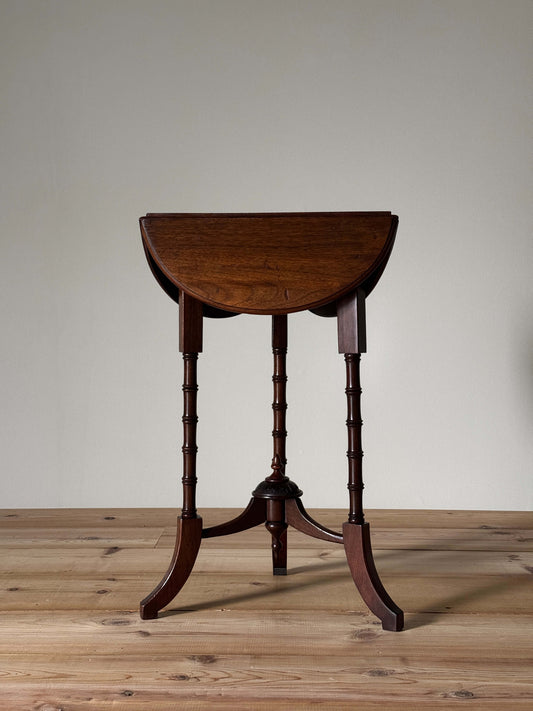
[270,315,288,478]
[337,292,403,630]
[205,316,301,576]
[343,521,404,631]
[140,516,202,619]
[345,353,365,525]
[264,316,290,574]
[140,292,203,619]
[342,349,404,631]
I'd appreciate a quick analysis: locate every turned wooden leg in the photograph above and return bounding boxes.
[270,315,288,480]
[140,292,203,619]
[338,290,403,631]
[345,353,365,525]
[140,350,202,618]
[342,351,403,631]
[264,315,289,574]
[140,516,202,619]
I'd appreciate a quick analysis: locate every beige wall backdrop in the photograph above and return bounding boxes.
[1,0,531,510]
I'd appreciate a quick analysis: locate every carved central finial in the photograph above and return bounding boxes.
[264,453,287,483]
[269,453,285,481]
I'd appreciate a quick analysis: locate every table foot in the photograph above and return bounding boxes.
[343,521,404,631]
[266,521,287,574]
[140,516,202,620]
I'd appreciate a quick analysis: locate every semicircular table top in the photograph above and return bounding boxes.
[140,212,397,315]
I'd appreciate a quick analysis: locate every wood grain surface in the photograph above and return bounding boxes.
[140,213,397,314]
[1,508,532,710]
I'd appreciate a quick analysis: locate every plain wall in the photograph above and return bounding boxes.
[1,0,531,510]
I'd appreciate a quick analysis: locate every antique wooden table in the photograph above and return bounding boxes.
[139,212,404,631]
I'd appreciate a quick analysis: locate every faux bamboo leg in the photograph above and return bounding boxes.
[140,292,203,619]
[264,315,289,574]
[344,354,365,525]
[342,352,404,631]
[338,290,403,631]
[269,315,288,480]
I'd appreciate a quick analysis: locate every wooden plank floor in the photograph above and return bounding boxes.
[0,508,532,710]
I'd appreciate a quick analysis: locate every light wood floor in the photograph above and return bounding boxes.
[0,508,532,710]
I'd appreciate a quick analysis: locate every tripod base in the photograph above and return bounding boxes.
[140,488,404,631]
